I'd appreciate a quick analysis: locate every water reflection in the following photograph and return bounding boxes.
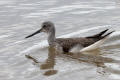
[25,46,57,76]
[25,46,120,76]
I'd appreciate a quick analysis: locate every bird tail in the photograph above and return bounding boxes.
[101,31,114,39]
[87,29,114,39]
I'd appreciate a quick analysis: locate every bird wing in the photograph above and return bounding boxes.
[56,38,95,52]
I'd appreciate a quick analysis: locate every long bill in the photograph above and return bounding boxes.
[25,28,42,38]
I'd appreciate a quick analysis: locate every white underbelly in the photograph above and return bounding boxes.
[70,37,108,53]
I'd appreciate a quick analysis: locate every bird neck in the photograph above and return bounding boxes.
[48,29,56,45]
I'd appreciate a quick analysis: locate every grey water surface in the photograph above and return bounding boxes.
[0,0,120,80]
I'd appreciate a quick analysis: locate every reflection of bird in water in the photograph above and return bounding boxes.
[25,21,114,53]
[25,45,120,76]
[25,46,57,76]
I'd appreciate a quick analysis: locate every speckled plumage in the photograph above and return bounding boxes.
[25,21,114,52]
[55,29,113,52]
[55,38,95,52]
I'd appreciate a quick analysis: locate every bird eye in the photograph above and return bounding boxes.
[43,25,47,28]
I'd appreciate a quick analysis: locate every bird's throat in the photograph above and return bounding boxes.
[48,31,56,45]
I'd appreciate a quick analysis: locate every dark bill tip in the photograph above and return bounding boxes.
[25,34,33,38]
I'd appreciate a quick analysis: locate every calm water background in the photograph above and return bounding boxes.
[0,0,120,80]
